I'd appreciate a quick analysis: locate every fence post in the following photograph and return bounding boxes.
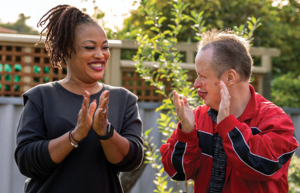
[104,44,122,86]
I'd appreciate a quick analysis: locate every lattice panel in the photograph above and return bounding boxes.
[122,68,260,103]
[0,44,67,97]
[30,47,67,87]
[122,68,196,102]
[0,43,260,99]
[0,45,25,97]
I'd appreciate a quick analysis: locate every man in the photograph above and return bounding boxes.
[160,29,299,193]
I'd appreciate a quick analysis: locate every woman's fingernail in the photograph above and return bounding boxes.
[93,99,96,103]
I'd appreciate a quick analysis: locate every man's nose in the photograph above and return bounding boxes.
[193,78,202,88]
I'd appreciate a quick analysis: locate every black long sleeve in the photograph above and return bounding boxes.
[14,82,143,193]
[15,99,59,179]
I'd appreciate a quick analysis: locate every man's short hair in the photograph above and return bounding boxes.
[198,29,253,81]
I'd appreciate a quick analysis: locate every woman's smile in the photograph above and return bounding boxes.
[88,60,105,71]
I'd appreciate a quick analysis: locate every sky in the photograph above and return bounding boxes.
[0,0,139,32]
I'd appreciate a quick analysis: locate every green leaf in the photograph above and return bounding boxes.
[194,36,202,41]
[145,20,155,25]
[158,16,167,25]
[251,16,257,24]
[155,90,165,96]
[191,10,196,19]
[181,3,190,12]
[150,26,159,32]
[168,24,176,29]
[163,30,172,36]
[144,128,153,136]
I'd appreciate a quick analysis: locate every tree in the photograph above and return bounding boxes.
[0,13,39,35]
[117,0,300,108]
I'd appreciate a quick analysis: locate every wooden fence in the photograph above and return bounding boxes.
[0,33,280,101]
[3,33,300,193]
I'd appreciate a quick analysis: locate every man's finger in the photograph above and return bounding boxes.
[173,90,180,112]
[220,81,229,98]
[182,96,189,107]
[180,100,185,112]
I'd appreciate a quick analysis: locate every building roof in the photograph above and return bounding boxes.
[0,26,17,34]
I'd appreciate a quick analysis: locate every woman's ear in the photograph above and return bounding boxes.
[227,69,237,87]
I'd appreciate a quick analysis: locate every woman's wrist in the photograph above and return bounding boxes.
[71,129,84,143]
[95,125,108,136]
[94,120,110,136]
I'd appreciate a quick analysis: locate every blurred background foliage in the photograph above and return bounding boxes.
[0,0,299,108]
[115,0,300,108]
[0,1,299,192]
[271,72,300,108]
[288,155,300,193]
[0,13,39,35]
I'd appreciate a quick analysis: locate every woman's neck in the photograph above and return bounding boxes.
[58,77,103,96]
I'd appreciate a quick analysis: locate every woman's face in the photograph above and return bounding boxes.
[67,23,110,83]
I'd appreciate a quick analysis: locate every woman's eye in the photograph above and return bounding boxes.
[85,46,95,50]
[103,46,110,50]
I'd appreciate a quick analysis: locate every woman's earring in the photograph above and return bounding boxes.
[64,58,68,65]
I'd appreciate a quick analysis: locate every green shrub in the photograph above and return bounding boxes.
[271,72,300,108]
[288,154,300,193]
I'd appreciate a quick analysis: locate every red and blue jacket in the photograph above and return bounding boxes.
[160,85,299,193]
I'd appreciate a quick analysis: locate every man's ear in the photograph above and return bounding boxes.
[227,69,237,86]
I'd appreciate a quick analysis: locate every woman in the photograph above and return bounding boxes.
[14,5,143,193]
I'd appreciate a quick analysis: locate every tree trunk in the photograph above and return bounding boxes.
[121,156,148,193]
[121,139,151,193]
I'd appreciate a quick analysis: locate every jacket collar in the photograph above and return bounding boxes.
[236,84,257,122]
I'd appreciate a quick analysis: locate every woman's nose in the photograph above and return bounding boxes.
[94,48,104,58]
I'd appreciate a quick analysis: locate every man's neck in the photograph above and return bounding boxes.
[229,82,252,118]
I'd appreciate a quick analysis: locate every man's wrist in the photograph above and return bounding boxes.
[179,123,195,133]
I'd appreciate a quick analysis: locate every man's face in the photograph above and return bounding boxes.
[193,48,226,111]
